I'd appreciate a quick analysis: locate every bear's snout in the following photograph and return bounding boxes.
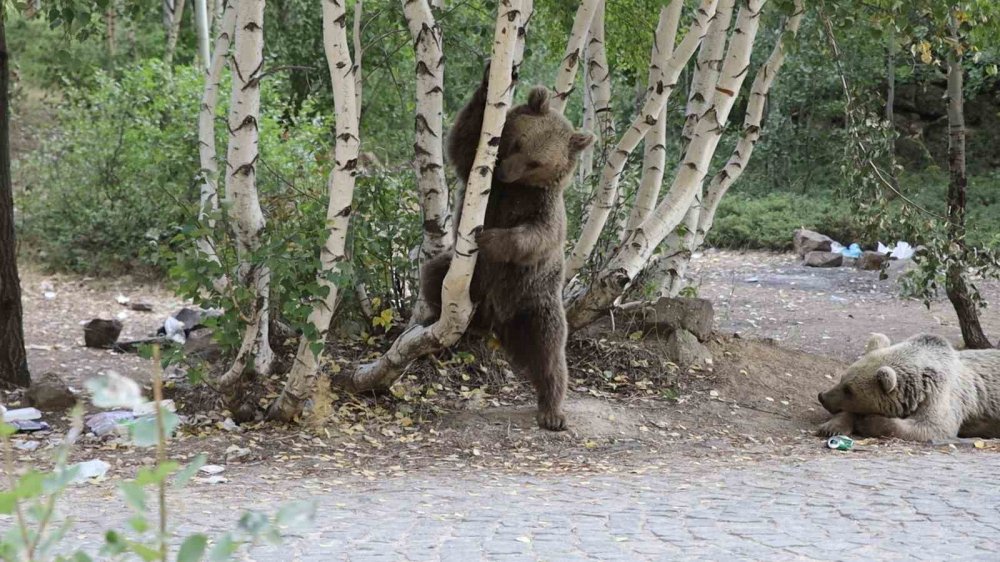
[818,391,839,414]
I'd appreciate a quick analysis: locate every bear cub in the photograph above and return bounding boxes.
[418,66,594,431]
[818,333,1000,441]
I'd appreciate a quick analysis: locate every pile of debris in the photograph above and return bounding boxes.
[793,229,915,271]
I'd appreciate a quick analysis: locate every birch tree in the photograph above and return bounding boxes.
[268,0,362,421]
[550,0,600,115]
[565,0,719,281]
[196,0,235,268]
[164,0,186,67]
[217,0,274,395]
[194,0,211,70]
[565,0,767,330]
[585,0,615,147]
[338,0,523,393]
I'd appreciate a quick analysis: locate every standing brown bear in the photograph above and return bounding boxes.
[419,68,594,431]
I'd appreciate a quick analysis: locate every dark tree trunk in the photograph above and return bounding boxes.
[885,26,899,192]
[0,17,31,388]
[944,40,992,350]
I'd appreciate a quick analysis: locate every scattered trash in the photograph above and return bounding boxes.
[12,440,40,452]
[744,276,760,283]
[826,435,854,451]
[890,241,914,260]
[70,459,110,483]
[162,316,187,344]
[10,420,51,433]
[132,399,176,417]
[220,417,242,433]
[3,407,42,422]
[195,475,228,485]
[115,294,130,305]
[199,464,226,475]
[85,410,136,437]
[43,291,57,300]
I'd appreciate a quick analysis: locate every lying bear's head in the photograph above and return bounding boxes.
[495,87,594,187]
[818,333,955,418]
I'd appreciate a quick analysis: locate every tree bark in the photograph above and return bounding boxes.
[944,21,991,350]
[621,0,683,241]
[681,0,736,145]
[194,0,211,70]
[268,0,363,421]
[0,19,30,389]
[105,6,117,60]
[217,0,275,396]
[340,0,523,393]
[196,0,235,269]
[164,0,187,67]
[565,0,765,330]
[564,0,719,282]
[550,0,600,115]
[585,0,615,150]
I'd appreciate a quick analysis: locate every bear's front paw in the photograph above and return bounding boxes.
[817,414,853,437]
[537,409,567,432]
[475,229,508,262]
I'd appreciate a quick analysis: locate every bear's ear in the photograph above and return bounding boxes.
[527,87,551,113]
[569,131,596,153]
[864,333,891,354]
[876,366,898,394]
[907,334,952,350]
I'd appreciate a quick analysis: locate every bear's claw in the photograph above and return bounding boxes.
[537,410,567,431]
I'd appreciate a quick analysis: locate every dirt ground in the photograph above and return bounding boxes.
[7,250,999,487]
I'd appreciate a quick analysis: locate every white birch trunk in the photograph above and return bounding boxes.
[213,0,224,38]
[550,0,600,115]
[268,0,362,421]
[196,0,236,268]
[354,0,363,121]
[342,0,523,393]
[682,0,736,144]
[513,0,532,71]
[621,0,683,240]
[585,0,615,147]
[164,0,186,67]
[217,0,274,386]
[566,0,766,330]
[564,0,719,282]
[194,0,211,69]
[578,55,596,183]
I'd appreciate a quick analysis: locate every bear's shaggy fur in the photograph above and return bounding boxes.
[418,69,594,431]
[817,333,1000,440]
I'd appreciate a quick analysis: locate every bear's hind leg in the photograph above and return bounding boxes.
[500,309,568,431]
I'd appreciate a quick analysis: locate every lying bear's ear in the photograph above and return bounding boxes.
[876,366,897,393]
[527,87,551,113]
[865,333,891,354]
[570,131,596,153]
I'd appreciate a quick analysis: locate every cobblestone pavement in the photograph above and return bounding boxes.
[48,449,999,561]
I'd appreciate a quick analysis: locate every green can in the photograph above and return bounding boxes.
[827,435,854,451]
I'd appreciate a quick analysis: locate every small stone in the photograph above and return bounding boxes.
[129,302,154,312]
[664,329,713,366]
[83,319,123,348]
[856,251,887,271]
[25,372,77,412]
[804,251,843,268]
[793,229,834,258]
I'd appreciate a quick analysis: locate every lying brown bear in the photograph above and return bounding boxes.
[417,67,594,431]
[818,333,1000,441]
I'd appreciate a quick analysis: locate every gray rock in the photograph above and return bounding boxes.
[793,229,834,258]
[804,251,843,268]
[665,329,713,366]
[25,372,77,411]
[183,327,222,362]
[637,297,714,342]
[83,319,123,348]
[856,251,887,271]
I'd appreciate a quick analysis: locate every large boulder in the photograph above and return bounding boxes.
[637,297,714,342]
[804,251,843,268]
[25,372,76,411]
[665,329,712,367]
[793,229,834,258]
[83,319,123,348]
[856,251,887,271]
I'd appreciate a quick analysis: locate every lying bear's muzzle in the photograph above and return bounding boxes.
[818,391,840,414]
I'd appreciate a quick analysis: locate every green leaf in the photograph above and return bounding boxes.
[135,462,180,486]
[0,422,15,437]
[128,410,181,447]
[208,533,239,562]
[173,455,207,489]
[0,491,17,515]
[128,515,150,533]
[237,511,270,536]
[86,372,145,409]
[120,481,147,512]
[177,534,208,562]
[128,541,162,561]
[275,500,318,530]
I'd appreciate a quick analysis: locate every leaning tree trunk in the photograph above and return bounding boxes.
[578,55,596,183]
[268,0,362,422]
[216,0,274,402]
[943,24,992,349]
[339,0,523,393]
[585,0,615,153]
[194,0,211,69]
[647,0,804,298]
[564,0,718,282]
[566,0,765,331]
[621,0,683,241]
[196,0,235,269]
[550,0,600,115]
[164,0,187,67]
[0,20,30,389]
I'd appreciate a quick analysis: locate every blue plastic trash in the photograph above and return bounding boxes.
[842,243,862,259]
